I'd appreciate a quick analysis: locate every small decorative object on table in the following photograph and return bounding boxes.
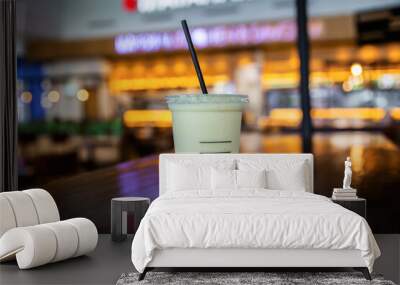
[111,197,150,242]
[332,157,357,200]
[331,157,366,218]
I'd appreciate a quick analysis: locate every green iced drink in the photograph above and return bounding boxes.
[166,94,248,153]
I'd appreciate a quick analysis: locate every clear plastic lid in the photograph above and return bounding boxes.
[166,94,249,104]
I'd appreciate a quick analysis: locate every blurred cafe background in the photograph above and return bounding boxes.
[16,0,400,216]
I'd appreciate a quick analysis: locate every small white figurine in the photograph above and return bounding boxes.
[343,157,352,189]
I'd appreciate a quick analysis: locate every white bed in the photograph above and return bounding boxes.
[131,154,380,280]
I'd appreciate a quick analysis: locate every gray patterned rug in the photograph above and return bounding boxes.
[116,272,396,285]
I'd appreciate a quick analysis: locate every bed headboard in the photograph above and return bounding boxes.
[159,153,314,195]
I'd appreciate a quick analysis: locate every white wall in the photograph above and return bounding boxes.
[18,0,400,41]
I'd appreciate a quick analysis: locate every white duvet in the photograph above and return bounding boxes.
[131,190,380,273]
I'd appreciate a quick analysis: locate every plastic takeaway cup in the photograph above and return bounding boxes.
[166,94,248,153]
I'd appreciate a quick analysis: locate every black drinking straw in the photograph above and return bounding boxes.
[181,20,208,94]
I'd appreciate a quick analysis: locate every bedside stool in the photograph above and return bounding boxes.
[331,198,366,219]
[111,197,150,242]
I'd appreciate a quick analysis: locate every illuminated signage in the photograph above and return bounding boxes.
[123,0,252,13]
[123,0,137,12]
[115,20,324,54]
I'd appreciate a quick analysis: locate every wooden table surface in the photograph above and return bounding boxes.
[44,132,400,234]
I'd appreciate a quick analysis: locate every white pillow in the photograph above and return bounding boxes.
[236,169,267,189]
[166,159,235,192]
[238,159,308,191]
[167,162,210,191]
[266,163,306,191]
[211,169,267,190]
[211,168,236,190]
